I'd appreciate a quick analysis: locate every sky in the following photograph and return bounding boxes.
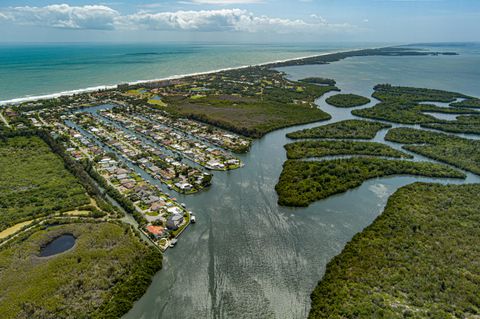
[0,0,479,43]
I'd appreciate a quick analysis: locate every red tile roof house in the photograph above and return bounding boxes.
[146,225,165,238]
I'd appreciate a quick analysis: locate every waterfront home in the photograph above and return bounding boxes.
[166,214,184,230]
[175,182,193,191]
[146,225,165,238]
[167,206,183,215]
[150,201,166,211]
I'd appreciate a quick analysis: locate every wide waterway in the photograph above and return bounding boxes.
[118,44,480,319]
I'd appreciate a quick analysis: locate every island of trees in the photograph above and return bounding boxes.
[309,183,480,318]
[284,140,411,160]
[385,127,480,175]
[325,94,371,108]
[286,119,391,140]
[422,114,480,135]
[275,158,464,207]
[352,84,478,125]
[451,98,480,108]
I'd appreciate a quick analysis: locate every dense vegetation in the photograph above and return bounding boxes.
[0,222,162,319]
[352,102,477,124]
[372,84,468,103]
[164,95,332,138]
[0,136,90,231]
[385,127,480,174]
[325,94,371,108]
[275,158,464,207]
[287,120,390,140]
[450,98,480,108]
[285,140,411,160]
[352,85,477,124]
[421,115,480,135]
[299,77,336,86]
[309,183,480,318]
[153,67,337,138]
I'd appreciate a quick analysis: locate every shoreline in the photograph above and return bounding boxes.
[0,47,373,106]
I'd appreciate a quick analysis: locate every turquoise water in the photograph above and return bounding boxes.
[0,43,375,102]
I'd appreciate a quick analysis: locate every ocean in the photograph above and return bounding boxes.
[0,42,379,103]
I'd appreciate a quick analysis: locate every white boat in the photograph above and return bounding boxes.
[169,239,178,248]
[191,216,196,223]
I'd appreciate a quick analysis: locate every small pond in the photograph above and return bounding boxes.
[39,234,76,257]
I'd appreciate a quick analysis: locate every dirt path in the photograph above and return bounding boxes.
[0,220,34,240]
[0,112,11,128]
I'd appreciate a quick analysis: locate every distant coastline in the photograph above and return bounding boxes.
[0,47,371,106]
[0,44,457,107]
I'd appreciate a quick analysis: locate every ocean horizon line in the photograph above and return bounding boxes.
[0,46,375,106]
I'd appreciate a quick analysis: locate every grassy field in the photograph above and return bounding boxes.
[325,94,371,108]
[286,120,391,140]
[284,140,412,160]
[385,127,480,174]
[0,136,90,231]
[0,222,162,319]
[275,158,464,207]
[309,183,480,318]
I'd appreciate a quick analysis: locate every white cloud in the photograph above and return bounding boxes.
[119,9,247,31]
[0,4,355,34]
[1,4,119,30]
